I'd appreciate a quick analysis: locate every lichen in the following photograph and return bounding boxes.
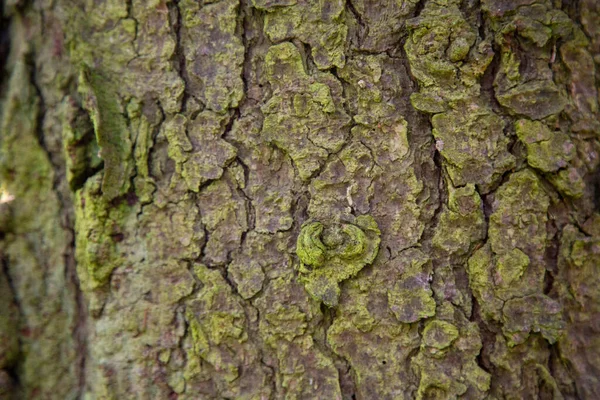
[254,0,347,69]
[432,183,486,256]
[431,104,515,190]
[387,250,436,323]
[502,294,564,347]
[412,304,491,400]
[347,0,420,52]
[163,111,237,192]
[261,42,351,180]
[179,0,244,112]
[489,2,572,119]
[515,119,575,172]
[295,215,380,306]
[554,224,600,398]
[74,174,139,289]
[421,320,459,351]
[466,169,565,347]
[227,258,265,300]
[78,65,133,200]
[405,0,493,111]
[198,174,248,266]
[0,58,79,398]
[183,264,271,398]
[60,96,102,190]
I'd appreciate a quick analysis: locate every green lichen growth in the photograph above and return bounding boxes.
[515,119,575,172]
[163,111,237,192]
[179,0,244,112]
[467,244,504,321]
[387,250,436,323]
[261,42,351,180]
[432,183,486,256]
[547,167,585,198]
[227,258,265,300]
[0,270,19,371]
[467,169,565,346]
[334,54,430,254]
[496,248,530,287]
[60,96,103,190]
[198,175,248,266]
[74,174,138,289]
[0,58,80,398]
[255,0,347,69]
[348,0,420,52]
[184,264,255,391]
[502,294,564,347]
[296,215,380,306]
[490,3,572,119]
[413,304,491,400]
[432,105,515,189]
[255,274,342,399]
[555,224,600,398]
[421,320,459,351]
[328,316,420,399]
[405,0,493,111]
[78,65,133,200]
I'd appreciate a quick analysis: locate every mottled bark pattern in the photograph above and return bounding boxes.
[0,0,599,399]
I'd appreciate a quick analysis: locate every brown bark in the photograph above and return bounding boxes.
[0,0,599,399]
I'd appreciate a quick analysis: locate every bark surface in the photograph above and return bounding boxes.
[1,0,600,399]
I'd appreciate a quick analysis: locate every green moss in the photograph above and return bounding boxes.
[78,65,133,200]
[296,216,380,306]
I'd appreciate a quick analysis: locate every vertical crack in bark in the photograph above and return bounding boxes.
[171,0,191,113]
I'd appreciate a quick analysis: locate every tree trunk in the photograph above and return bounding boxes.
[1,0,599,398]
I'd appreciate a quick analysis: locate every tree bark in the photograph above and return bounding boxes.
[1,0,599,398]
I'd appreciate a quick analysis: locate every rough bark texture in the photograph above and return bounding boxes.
[0,0,599,399]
